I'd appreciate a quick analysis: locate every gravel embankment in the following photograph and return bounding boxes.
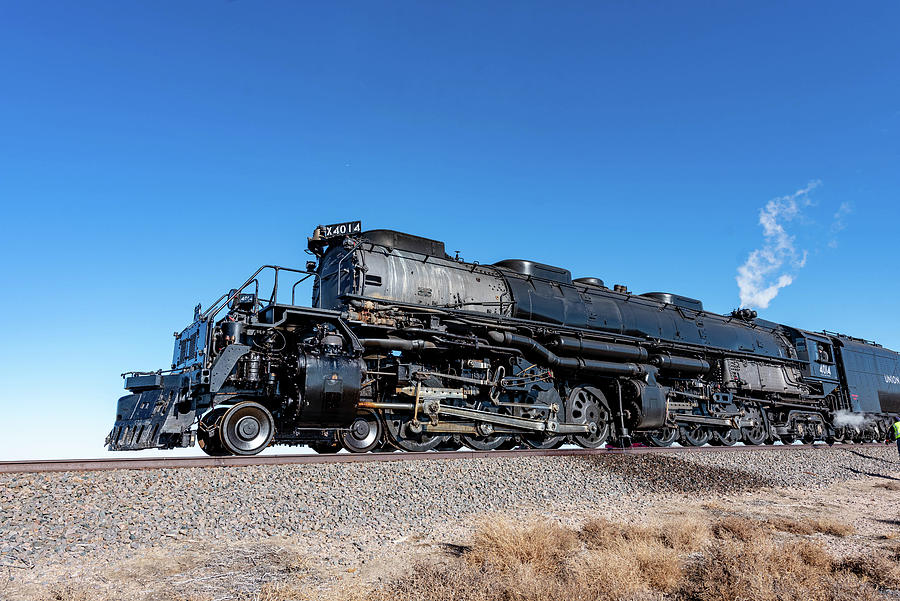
[1,445,898,588]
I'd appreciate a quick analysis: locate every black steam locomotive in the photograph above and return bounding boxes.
[107,222,900,455]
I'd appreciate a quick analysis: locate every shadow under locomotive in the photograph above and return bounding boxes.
[107,223,900,456]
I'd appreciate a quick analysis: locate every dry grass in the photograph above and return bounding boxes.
[767,516,817,534]
[579,515,709,552]
[838,553,900,589]
[767,516,855,537]
[465,518,579,575]
[813,519,856,537]
[683,537,882,601]
[26,514,888,601]
[363,513,891,601]
[713,516,769,542]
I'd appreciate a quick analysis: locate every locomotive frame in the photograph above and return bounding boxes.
[107,223,900,455]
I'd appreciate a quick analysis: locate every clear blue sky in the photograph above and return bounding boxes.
[1,1,898,459]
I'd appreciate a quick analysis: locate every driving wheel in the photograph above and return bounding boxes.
[383,410,445,452]
[681,424,711,446]
[647,426,679,447]
[567,386,611,448]
[711,428,741,447]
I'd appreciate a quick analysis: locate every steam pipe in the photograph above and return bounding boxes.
[547,336,649,362]
[487,331,644,377]
[650,354,710,373]
[358,338,437,351]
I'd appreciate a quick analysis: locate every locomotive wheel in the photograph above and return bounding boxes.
[461,425,508,451]
[340,410,383,453]
[523,433,565,449]
[646,427,679,447]
[383,411,444,452]
[436,435,464,451]
[780,434,798,445]
[741,408,768,446]
[197,408,230,457]
[516,384,566,449]
[498,437,523,450]
[742,425,767,445]
[567,386,611,449]
[219,402,275,456]
[681,425,711,447]
[711,428,741,447]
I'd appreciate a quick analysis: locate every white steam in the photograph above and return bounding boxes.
[832,410,867,428]
[736,181,820,309]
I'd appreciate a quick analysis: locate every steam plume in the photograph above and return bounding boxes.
[736,181,820,309]
[832,410,866,428]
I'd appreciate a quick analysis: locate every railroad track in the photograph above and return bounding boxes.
[0,442,887,474]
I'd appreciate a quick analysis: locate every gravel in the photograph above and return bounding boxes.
[1,445,898,589]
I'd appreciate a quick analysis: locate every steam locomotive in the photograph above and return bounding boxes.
[107,222,900,455]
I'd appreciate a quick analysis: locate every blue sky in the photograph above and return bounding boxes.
[1,1,898,459]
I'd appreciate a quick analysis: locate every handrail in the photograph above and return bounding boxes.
[335,239,364,300]
[291,274,314,305]
[200,265,315,323]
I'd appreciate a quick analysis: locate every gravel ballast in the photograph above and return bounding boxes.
[1,445,898,595]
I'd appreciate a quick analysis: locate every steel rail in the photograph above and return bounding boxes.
[0,443,887,474]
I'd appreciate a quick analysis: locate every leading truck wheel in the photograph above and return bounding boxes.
[219,402,274,456]
[197,408,230,457]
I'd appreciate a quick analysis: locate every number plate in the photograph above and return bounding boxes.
[320,220,362,239]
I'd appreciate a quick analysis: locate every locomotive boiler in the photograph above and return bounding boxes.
[107,222,900,455]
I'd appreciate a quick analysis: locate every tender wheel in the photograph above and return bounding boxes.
[646,426,679,447]
[711,428,741,447]
[681,425,711,446]
[780,434,797,445]
[340,410,383,453]
[197,408,230,457]
[567,386,611,448]
[219,401,275,456]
